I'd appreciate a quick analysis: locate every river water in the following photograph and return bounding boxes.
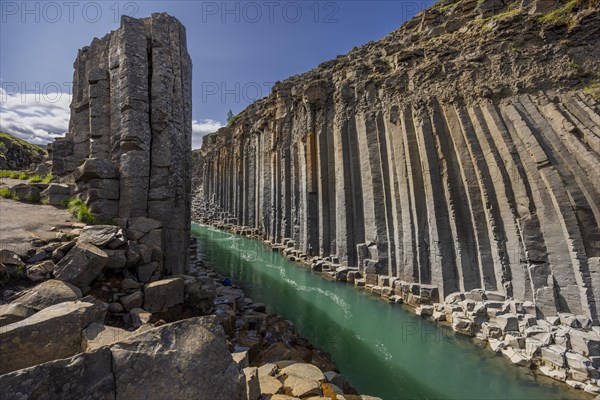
[192,223,589,400]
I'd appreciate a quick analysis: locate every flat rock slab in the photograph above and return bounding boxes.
[279,363,326,382]
[0,198,73,252]
[78,225,122,247]
[111,315,245,399]
[0,347,115,400]
[143,277,184,313]
[54,242,108,287]
[13,279,82,311]
[0,299,107,374]
[82,323,132,351]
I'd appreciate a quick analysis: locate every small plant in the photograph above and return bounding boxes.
[583,80,600,100]
[17,172,29,180]
[493,6,521,20]
[539,0,580,27]
[14,264,27,279]
[0,187,11,198]
[66,197,97,224]
[28,173,53,184]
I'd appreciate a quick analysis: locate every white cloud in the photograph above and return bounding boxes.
[0,87,70,145]
[0,87,223,150]
[192,119,223,149]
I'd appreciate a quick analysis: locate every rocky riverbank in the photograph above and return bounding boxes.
[194,199,600,397]
[0,196,380,399]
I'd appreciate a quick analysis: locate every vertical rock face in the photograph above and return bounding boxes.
[195,1,600,322]
[51,13,192,275]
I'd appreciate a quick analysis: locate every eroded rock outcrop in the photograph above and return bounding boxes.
[50,13,192,275]
[195,0,600,323]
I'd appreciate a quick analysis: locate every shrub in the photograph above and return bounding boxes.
[29,173,53,184]
[66,197,97,224]
[0,187,11,198]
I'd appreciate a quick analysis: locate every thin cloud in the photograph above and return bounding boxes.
[192,119,223,149]
[0,87,70,145]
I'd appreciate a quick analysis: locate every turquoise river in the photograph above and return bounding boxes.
[192,223,590,400]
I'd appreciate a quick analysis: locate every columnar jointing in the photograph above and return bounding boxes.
[197,90,600,323]
[196,4,600,323]
[51,14,192,275]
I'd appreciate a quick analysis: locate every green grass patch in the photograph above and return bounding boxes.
[493,6,521,20]
[0,187,11,198]
[583,80,600,100]
[66,197,97,224]
[539,0,580,26]
[29,173,53,184]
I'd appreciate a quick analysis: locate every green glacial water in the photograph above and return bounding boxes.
[191,223,589,400]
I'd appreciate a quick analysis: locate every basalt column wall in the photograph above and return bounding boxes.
[196,2,600,322]
[51,13,192,275]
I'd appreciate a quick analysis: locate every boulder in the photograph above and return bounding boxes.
[243,367,261,400]
[0,347,116,400]
[541,344,567,368]
[0,303,36,327]
[501,347,531,368]
[127,308,152,328]
[54,242,108,287]
[82,322,131,351]
[13,279,82,311]
[110,316,246,399]
[0,249,24,266]
[78,225,121,247]
[568,329,600,356]
[279,363,325,382]
[493,313,519,333]
[0,299,107,374]
[143,277,185,313]
[40,183,71,206]
[78,158,118,181]
[452,316,474,336]
[232,351,250,369]
[104,249,127,269]
[120,291,144,311]
[260,375,284,396]
[26,260,55,282]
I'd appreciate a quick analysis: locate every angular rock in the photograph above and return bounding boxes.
[13,279,82,311]
[78,225,121,247]
[143,277,185,313]
[110,316,245,399]
[244,367,261,400]
[0,347,116,400]
[82,322,131,351]
[0,303,36,327]
[54,242,108,287]
[0,299,107,374]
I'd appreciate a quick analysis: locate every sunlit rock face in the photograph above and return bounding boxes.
[195,1,600,322]
[51,13,192,275]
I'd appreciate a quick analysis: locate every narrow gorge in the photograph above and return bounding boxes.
[196,0,600,324]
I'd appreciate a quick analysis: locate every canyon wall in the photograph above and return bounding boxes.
[51,13,192,275]
[196,0,600,322]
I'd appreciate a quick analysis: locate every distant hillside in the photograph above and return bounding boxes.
[0,131,47,170]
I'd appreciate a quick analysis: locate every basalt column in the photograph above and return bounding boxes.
[195,1,600,323]
[50,14,192,275]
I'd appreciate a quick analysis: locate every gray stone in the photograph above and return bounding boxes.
[0,303,36,327]
[120,291,144,311]
[0,249,24,266]
[13,279,82,311]
[104,249,128,269]
[78,158,118,180]
[568,329,600,356]
[79,225,121,247]
[0,347,116,400]
[54,242,108,287]
[26,260,55,282]
[110,315,245,399]
[0,299,107,374]
[143,277,184,313]
[244,367,261,400]
[82,322,131,351]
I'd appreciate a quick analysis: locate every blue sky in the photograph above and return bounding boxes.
[0,0,434,147]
